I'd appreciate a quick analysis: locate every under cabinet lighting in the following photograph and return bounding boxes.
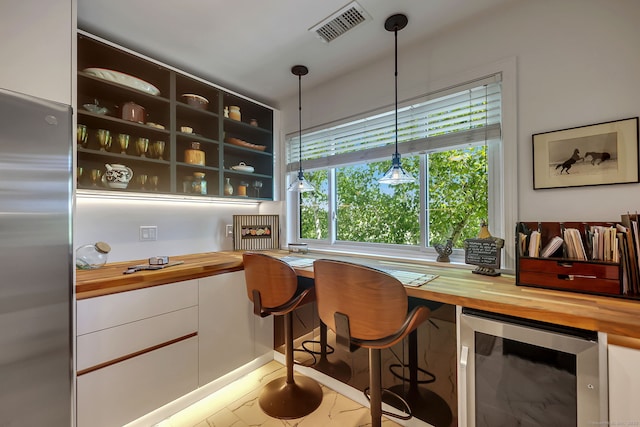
[76,190,260,205]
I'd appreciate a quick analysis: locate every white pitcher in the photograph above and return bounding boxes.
[102,163,133,189]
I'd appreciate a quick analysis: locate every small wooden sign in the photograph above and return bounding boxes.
[464,237,504,276]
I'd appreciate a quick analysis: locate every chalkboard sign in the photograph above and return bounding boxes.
[464,238,504,276]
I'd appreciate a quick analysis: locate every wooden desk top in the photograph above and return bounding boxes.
[75,250,640,340]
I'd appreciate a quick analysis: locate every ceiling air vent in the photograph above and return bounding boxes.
[309,1,371,43]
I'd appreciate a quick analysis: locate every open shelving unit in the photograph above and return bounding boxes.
[76,33,274,200]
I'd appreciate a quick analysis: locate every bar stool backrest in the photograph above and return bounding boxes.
[243,253,298,309]
[314,259,409,341]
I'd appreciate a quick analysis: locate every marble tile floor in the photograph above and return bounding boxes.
[155,360,403,427]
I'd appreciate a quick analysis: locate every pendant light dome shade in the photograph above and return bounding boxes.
[378,14,415,186]
[288,65,315,193]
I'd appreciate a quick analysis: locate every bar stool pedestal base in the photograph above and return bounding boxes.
[259,375,323,419]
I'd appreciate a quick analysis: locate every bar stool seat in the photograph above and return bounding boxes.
[313,259,430,427]
[243,253,323,419]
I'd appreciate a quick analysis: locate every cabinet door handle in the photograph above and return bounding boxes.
[558,274,597,280]
[460,345,469,427]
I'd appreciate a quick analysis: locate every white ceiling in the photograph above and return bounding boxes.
[78,0,515,107]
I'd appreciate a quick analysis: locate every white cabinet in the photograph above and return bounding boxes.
[76,280,199,427]
[76,273,274,425]
[198,271,273,386]
[77,337,198,427]
[608,339,640,424]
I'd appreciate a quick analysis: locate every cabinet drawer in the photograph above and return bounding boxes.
[77,306,197,372]
[519,258,619,279]
[77,336,198,427]
[518,258,621,295]
[77,279,198,335]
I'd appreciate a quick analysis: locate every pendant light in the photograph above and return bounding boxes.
[288,65,315,192]
[379,14,415,185]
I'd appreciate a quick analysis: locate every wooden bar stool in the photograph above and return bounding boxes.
[243,253,323,419]
[313,259,430,427]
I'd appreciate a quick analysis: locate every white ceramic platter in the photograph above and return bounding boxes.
[83,68,161,96]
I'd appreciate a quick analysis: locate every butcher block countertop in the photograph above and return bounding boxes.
[75,251,244,299]
[75,250,640,340]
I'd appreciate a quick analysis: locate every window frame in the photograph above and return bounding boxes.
[284,58,517,271]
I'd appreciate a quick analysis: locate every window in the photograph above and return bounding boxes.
[288,74,505,259]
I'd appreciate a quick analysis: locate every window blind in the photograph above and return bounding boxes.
[287,74,502,171]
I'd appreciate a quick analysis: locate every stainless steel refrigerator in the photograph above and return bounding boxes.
[0,88,73,426]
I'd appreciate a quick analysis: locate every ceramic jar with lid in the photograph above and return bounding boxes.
[121,101,145,123]
[184,141,205,165]
[228,106,241,121]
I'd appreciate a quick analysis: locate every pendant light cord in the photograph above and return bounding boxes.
[394,24,399,157]
[298,73,303,175]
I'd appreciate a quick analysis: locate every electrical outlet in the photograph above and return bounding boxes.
[140,226,158,241]
[225,224,233,237]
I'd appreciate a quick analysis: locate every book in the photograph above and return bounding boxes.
[528,230,541,257]
[620,213,639,294]
[540,236,563,258]
[564,228,587,260]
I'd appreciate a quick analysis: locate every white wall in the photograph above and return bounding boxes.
[281,0,640,224]
[75,198,286,262]
[0,0,74,104]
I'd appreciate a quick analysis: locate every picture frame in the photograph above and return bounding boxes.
[532,117,639,190]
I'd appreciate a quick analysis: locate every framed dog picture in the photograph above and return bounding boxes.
[533,117,639,189]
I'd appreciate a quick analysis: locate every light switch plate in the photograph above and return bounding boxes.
[140,225,158,241]
[225,224,233,237]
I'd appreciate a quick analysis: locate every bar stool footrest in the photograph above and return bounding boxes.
[389,363,436,384]
[302,339,335,356]
[364,386,412,421]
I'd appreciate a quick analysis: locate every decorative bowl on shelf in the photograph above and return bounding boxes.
[181,94,209,109]
[83,68,160,96]
[225,137,266,151]
[83,103,109,115]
